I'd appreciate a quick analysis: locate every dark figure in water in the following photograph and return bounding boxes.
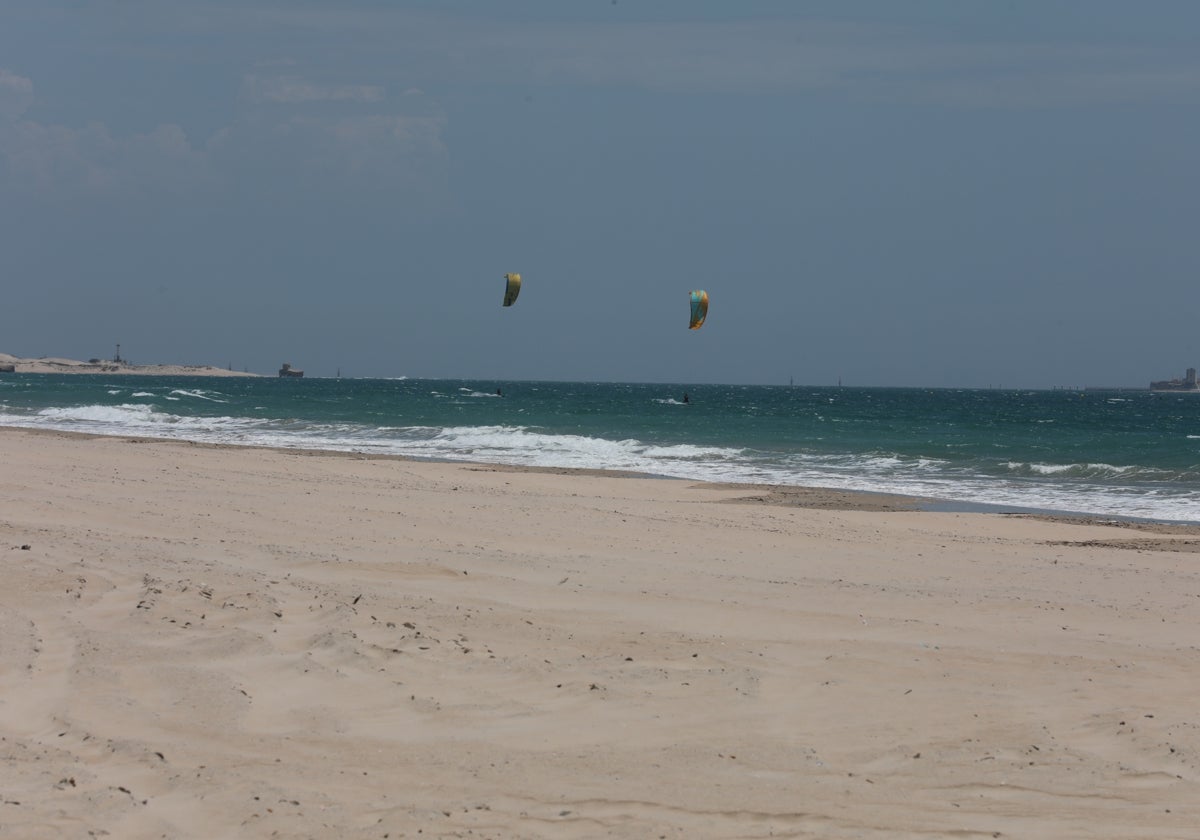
[682,392,689,404]
[496,388,503,397]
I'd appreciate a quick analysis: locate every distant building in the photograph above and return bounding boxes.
[1150,367,1198,391]
[278,363,304,378]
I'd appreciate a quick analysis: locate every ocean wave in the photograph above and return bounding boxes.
[1004,461,1169,480]
[403,425,746,473]
[39,403,164,426]
[21,403,272,438]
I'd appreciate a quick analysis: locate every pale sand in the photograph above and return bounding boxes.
[0,353,259,376]
[1,428,1198,839]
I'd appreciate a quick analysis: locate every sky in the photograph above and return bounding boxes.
[2,1,1199,387]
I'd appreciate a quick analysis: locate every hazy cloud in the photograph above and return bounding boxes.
[241,73,386,104]
[1,60,444,205]
[487,19,1200,107]
[246,9,1200,107]
[211,111,448,190]
[0,69,34,120]
[0,70,203,199]
[1,117,210,198]
[2,66,211,198]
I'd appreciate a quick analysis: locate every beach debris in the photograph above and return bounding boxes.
[19,544,31,550]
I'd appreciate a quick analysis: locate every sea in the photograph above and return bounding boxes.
[2,374,1198,524]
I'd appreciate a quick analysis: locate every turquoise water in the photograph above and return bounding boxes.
[2,374,1198,522]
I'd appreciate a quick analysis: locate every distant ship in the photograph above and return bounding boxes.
[278,363,304,378]
[1150,367,1197,392]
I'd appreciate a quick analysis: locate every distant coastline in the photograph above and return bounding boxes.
[0,353,260,377]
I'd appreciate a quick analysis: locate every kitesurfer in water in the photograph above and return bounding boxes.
[496,388,503,397]
[682,392,689,404]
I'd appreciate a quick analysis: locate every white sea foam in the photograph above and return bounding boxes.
[169,389,228,403]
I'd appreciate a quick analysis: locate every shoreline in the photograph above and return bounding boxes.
[5,424,1198,530]
[3,426,1199,837]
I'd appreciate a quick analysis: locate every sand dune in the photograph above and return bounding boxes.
[1,428,1197,838]
[0,353,258,376]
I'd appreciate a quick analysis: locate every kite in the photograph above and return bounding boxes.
[688,290,709,330]
[502,273,522,307]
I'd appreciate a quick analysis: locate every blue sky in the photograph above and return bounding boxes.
[2,1,1198,386]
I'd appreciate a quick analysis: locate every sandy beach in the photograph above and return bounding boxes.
[0,353,259,377]
[1,428,1198,839]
